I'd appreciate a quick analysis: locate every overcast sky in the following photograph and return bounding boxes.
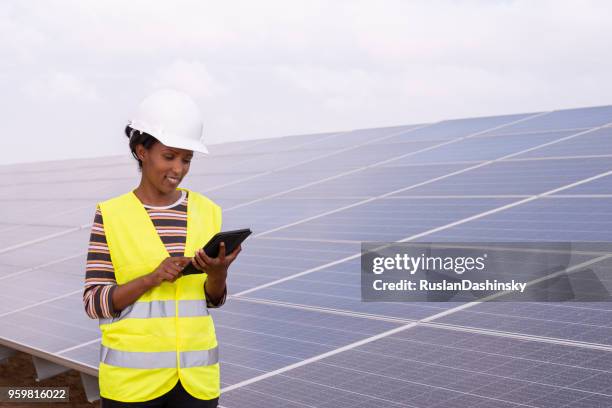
[1,0,611,165]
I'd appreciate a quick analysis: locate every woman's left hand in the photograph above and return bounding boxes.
[191,242,242,280]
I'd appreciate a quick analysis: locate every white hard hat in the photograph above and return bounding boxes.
[127,89,208,154]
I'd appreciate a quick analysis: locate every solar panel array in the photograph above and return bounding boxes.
[1,105,612,407]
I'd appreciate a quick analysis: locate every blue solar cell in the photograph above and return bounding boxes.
[0,294,99,353]
[1,177,130,201]
[219,364,264,387]
[380,112,537,143]
[204,169,345,199]
[388,130,578,165]
[58,342,99,369]
[207,198,249,209]
[248,237,359,259]
[225,238,359,292]
[0,259,90,315]
[0,200,69,224]
[394,157,612,197]
[1,267,84,298]
[304,125,423,149]
[220,388,311,408]
[425,197,612,242]
[209,300,402,385]
[287,140,443,171]
[510,127,612,159]
[0,289,49,315]
[221,197,364,232]
[0,228,90,268]
[207,138,276,155]
[435,295,612,345]
[216,300,400,337]
[185,174,269,194]
[0,263,22,278]
[483,105,612,135]
[244,288,452,320]
[554,174,612,195]
[0,224,79,251]
[281,163,469,198]
[200,148,336,174]
[234,131,345,154]
[266,197,516,242]
[571,395,612,407]
[39,254,87,276]
[0,156,129,176]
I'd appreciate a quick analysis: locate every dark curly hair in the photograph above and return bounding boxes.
[125,126,159,171]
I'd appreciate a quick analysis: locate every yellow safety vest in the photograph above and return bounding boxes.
[97,187,222,402]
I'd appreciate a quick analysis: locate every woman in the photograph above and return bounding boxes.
[83,89,241,407]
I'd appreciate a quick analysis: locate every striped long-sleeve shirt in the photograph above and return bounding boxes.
[83,189,226,319]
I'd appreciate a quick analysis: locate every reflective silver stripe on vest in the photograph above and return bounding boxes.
[99,299,208,325]
[100,345,219,369]
[100,346,176,369]
[180,347,219,368]
[178,299,209,317]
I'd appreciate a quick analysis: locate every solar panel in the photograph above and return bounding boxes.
[264,198,519,241]
[221,326,612,407]
[1,105,612,406]
[388,130,579,164]
[381,112,537,142]
[483,105,612,135]
[511,126,612,158]
[426,197,612,241]
[391,158,612,197]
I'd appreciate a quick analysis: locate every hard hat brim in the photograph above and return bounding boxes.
[155,135,209,155]
[129,121,209,154]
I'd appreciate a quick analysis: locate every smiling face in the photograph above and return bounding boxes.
[135,141,193,195]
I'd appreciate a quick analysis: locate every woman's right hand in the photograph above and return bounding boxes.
[146,256,191,287]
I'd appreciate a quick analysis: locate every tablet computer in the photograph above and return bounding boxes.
[182,228,252,275]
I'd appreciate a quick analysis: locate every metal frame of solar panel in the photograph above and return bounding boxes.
[1,105,612,406]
